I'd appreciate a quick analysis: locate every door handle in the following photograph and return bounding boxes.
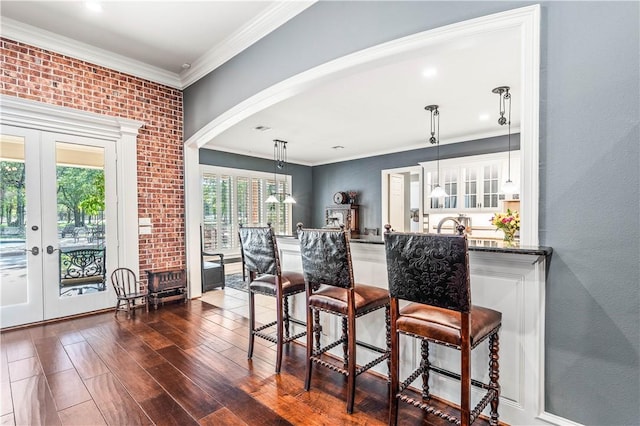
[46,245,59,255]
[25,246,39,255]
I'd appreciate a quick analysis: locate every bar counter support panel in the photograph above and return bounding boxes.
[276,237,550,426]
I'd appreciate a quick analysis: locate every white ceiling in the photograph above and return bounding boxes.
[0,1,521,166]
[0,0,313,87]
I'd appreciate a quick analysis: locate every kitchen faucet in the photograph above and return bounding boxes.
[436,214,472,235]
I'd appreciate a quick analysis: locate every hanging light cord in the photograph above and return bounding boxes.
[505,89,512,181]
[496,87,512,182]
[435,108,440,186]
[273,141,278,196]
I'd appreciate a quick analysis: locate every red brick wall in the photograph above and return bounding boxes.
[1,38,185,276]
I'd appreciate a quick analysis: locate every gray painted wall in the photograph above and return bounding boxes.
[310,135,519,230]
[187,2,640,424]
[201,135,517,231]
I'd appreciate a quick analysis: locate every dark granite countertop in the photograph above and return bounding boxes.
[348,235,553,257]
[278,234,552,257]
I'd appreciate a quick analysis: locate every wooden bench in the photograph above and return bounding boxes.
[59,248,106,295]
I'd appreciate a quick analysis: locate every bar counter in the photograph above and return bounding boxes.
[349,234,553,256]
[275,234,552,425]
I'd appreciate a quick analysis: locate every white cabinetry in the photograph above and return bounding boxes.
[420,151,519,212]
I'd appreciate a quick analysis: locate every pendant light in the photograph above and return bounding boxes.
[266,139,296,204]
[425,105,448,198]
[265,139,280,203]
[492,86,518,194]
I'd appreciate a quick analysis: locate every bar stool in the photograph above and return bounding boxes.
[298,227,390,414]
[238,225,306,373]
[384,232,501,426]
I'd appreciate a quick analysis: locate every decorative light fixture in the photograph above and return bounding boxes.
[492,86,518,194]
[425,105,448,198]
[266,139,296,204]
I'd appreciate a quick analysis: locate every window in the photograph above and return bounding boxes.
[201,166,292,254]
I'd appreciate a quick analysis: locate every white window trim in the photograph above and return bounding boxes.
[200,165,293,251]
[0,95,143,276]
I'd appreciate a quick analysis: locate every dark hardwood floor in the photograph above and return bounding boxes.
[0,299,496,425]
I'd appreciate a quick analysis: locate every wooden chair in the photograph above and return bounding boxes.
[384,232,501,426]
[238,225,307,373]
[110,267,148,318]
[298,227,390,414]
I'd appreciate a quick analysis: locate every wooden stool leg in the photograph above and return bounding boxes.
[248,290,256,360]
[305,306,315,391]
[389,301,400,426]
[342,317,348,367]
[346,313,356,414]
[385,304,391,380]
[283,295,291,340]
[421,340,430,399]
[313,310,321,352]
[460,315,471,426]
[489,331,500,425]
[275,292,284,373]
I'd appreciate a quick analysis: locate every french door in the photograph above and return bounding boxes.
[1,125,117,328]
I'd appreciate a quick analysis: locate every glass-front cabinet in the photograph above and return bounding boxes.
[421,151,520,212]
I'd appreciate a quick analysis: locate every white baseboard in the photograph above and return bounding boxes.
[538,411,584,426]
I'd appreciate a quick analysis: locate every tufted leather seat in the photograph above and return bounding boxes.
[238,225,307,374]
[308,284,389,315]
[397,303,501,348]
[249,271,305,296]
[385,232,502,426]
[299,227,390,414]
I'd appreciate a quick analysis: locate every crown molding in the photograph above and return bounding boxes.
[0,17,182,88]
[0,1,314,90]
[180,1,316,88]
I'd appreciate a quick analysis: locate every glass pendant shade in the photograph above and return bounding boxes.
[493,86,517,195]
[266,139,296,204]
[429,184,448,198]
[424,105,447,199]
[501,179,518,194]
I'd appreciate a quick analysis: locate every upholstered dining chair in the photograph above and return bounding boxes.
[384,232,501,426]
[238,225,306,373]
[298,227,390,414]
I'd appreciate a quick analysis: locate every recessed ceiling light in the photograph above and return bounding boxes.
[421,67,437,78]
[254,125,272,132]
[181,63,191,70]
[332,145,345,150]
[478,113,490,121]
[85,1,103,13]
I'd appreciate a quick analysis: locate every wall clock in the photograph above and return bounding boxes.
[333,191,347,204]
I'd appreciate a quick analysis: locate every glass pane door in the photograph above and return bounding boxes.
[0,127,117,328]
[0,128,44,327]
[41,133,116,320]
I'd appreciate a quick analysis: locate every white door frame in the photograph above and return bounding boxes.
[0,95,143,327]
